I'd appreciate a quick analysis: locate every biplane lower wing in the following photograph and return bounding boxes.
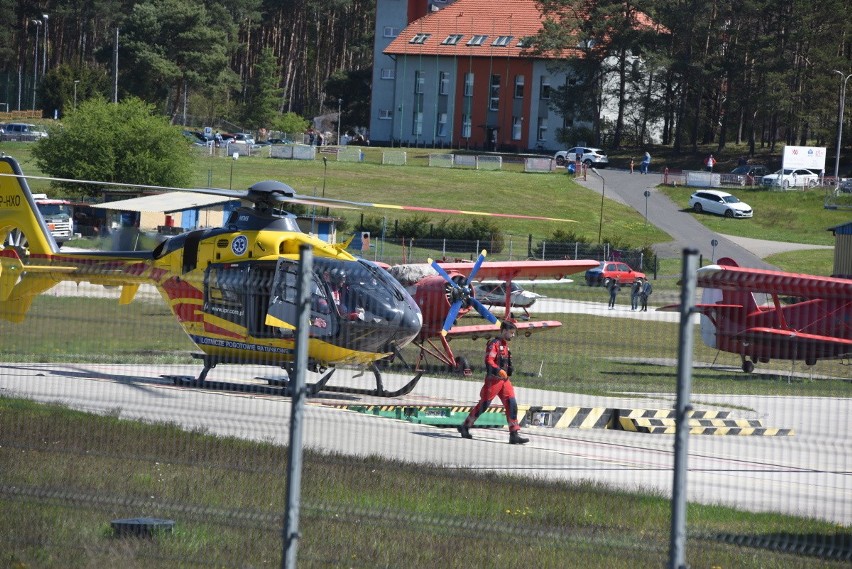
[732,327,852,351]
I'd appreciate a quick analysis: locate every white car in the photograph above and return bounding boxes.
[761,168,819,189]
[553,146,609,167]
[688,190,753,218]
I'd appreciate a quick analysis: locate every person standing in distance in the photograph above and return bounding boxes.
[458,319,529,445]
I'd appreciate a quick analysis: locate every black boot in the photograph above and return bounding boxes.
[509,431,529,445]
[458,424,473,439]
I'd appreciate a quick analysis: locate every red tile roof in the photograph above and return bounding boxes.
[385,0,663,58]
[385,0,562,58]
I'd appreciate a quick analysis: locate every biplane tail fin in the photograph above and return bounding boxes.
[699,257,759,349]
[0,156,59,256]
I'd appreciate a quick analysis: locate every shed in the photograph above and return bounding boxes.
[826,221,852,278]
[92,192,238,232]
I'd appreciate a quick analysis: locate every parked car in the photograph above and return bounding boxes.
[761,168,820,189]
[585,261,645,287]
[553,147,609,167]
[838,179,852,194]
[1,122,48,141]
[473,281,542,310]
[688,189,753,218]
[231,133,255,145]
[730,164,770,185]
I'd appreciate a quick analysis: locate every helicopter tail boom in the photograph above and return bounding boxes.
[0,157,60,257]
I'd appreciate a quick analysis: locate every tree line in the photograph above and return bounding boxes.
[534,0,852,160]
[0,0,374,131]
[1,0,850,161]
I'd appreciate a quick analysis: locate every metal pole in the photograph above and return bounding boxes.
[73,80,79,110]
[668,248,699,569]
[282,245,313,569]
[337,98,342,145]
[32,20,40,111]
[42,14,49,76]
[833,71,852,184]
[113,28,119,103]
[592,168,606,244]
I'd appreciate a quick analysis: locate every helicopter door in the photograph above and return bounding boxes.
[265,259,338,337]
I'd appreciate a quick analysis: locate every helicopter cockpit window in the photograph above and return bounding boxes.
[313,258,404,323]
[266,259,338,337]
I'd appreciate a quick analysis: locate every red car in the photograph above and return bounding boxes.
[585,261,646,287]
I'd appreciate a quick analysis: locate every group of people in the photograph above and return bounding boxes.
[607,278,652,311]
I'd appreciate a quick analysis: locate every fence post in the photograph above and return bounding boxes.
[664,167,669,185]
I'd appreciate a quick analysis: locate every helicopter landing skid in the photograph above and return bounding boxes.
[322,364,424,398]
[166,357,423,398]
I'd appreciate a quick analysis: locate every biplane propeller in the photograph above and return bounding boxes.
[0,156,578,397]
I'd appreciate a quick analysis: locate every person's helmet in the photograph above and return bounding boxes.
[500,318,518,331]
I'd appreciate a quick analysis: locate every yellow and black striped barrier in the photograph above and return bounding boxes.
[320,403,794,436]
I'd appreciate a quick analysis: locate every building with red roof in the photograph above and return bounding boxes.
[368,0,660,152]
[371,0,556,151]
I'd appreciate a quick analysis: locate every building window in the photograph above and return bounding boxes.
[512,117,522,140]
[409,33,431,44]
[467,35,488,46]
[540,76,551,100]
[414,71,424,94]
[412,111,423,136]
[442,34,463,45]
[379,109,393,120]
[489,75,500,111]
[439,71,449,95]
[436,113,448,137]
[492,35,514,47]
[380,68,395,80]
[383,26,400,38]
[514,75,524,98]
[464,73,474,97]
[537,117,548,141]
[462,114,472,138]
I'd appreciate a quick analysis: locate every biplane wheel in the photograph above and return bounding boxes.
[452,356,470,375]
[742,360,755,373]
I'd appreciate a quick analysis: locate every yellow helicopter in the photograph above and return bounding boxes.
[0,156,574,397]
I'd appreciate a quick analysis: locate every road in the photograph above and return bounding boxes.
[0,362,848,525]
[572,168,833,268]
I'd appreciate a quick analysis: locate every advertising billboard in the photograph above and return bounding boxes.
[783,146,827,171]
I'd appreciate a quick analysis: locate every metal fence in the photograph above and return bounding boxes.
[1,250,849,567]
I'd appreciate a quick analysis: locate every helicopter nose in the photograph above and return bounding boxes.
[395,302,423,347]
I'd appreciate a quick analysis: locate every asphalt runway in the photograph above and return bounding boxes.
[1,362,848,525]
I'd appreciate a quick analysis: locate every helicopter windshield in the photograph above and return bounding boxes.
[314,258,407,321]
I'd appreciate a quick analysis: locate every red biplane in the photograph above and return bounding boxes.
[387,253,599,374]
[663,257,852,373]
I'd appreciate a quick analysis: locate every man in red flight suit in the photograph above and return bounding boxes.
[457,319,529,444]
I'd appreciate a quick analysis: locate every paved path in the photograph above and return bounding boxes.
[572,168,833,269]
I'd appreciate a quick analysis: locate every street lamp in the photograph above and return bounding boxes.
[42,14,49,76]
[31,19,42,111]
[591,167,606,245]
[833,70,852,184]
[73,80,80,110]
[337,98,342,145]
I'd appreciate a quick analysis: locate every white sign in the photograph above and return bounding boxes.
[783,146,827,171]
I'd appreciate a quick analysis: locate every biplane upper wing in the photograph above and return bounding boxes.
[437,259,600,282]
[445,319,563,340]
[696,264,852,300]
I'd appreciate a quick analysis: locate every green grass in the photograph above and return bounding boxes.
[2,397,848,568]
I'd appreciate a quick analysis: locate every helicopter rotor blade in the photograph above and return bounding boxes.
[0,173,576,222]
